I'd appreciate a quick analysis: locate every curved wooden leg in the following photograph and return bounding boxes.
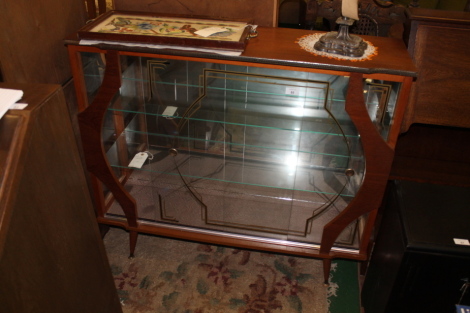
[129,230,138,259]
[320,72,394,255]
[323,258,332,285]
[78,51,138,229]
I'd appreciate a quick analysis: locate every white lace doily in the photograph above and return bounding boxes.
[297,33,378,62]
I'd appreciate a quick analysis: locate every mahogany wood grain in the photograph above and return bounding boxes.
[112,0,278,27]
[65,27,416,78]
[391,9,470,185]
[403,8,470,130]
[320,73,394,255]
[0,83,121,313]
[85,0,98,19]
[77,52,138,227]
[243,28,416,76]
[68,46,92,111]
[0,0,87,84]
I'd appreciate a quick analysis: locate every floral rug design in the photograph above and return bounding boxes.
[104,227,338,313]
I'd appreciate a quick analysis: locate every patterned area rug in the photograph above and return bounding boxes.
[103,227,342,313]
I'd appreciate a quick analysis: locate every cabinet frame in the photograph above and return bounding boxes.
[66,26,415,282]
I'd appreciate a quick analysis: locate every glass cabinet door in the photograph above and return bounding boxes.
[81,52,401,250]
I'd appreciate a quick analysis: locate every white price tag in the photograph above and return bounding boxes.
[162,106,178,117]
[453,238,470,246]
[129,152,149,169]
[195,27,230,37]
[286,87,300,96]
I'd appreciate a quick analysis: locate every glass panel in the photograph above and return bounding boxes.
[79,53,399,250]
[363,78,401,140]
[81,52,105,104]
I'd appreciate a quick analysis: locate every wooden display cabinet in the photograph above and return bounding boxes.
[65,20,416,282]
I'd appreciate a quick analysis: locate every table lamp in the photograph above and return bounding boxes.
[313,0,367,57]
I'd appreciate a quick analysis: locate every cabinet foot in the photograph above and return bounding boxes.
[129,230,138,259]
[323,258,332,285]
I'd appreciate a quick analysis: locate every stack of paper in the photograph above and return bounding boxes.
[80,40,243,57]
[0,88,24,119]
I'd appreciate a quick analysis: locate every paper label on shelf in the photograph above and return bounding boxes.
[453,238,470,246]
[0,88,24,119]
[286,87,300,96]
[129,152,149,169]
[10,103,28,110]
[162,106,178,117]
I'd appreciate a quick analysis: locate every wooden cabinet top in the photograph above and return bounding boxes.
[407,7,470,25]
[66,26,417,78]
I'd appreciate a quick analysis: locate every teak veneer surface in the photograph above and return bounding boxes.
[242,28,416,77]
[66,27,417,78]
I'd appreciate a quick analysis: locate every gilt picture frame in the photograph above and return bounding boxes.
[77,10,255,52]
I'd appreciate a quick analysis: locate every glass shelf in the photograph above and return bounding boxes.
[77,51,404,250]
[80,54,376,250]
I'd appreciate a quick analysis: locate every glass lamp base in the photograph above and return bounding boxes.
[314,17,367,58]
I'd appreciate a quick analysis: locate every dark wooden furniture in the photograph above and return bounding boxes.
[66,25,416,282]
[351,14,380,36]
[278,0,307,28]
[85,0,108,19]
[305,0,407,37]
[0,0,88,142]
[402,8,470,130]
[0,0,87,85]
[405,0,470,10]
[0,83,122,313]
[364,9,470,313]
[391,123,470,186]
[390,9,470,186]
[111,0,278,27]
[362,180,470,312]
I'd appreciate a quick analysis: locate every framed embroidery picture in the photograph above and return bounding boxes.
[77,10,256,52]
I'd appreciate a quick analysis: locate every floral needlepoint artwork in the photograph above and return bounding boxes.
[77,11,254,52]
[89,14,248,42]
